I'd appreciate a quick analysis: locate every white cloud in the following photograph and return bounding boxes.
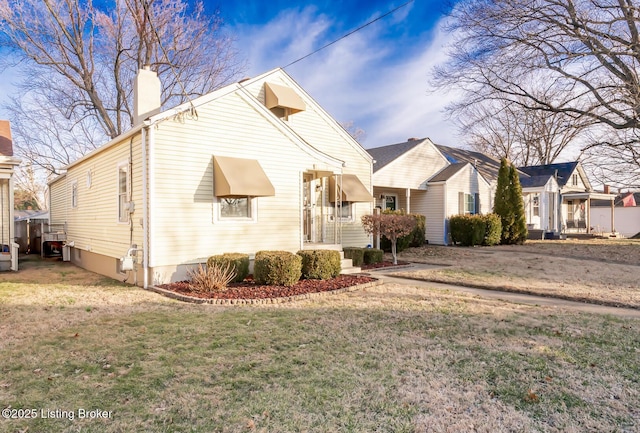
[232,9,460,149]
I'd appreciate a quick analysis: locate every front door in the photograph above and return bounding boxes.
[303,174,324,243]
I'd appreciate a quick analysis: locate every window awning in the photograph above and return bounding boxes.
[264,82,306,114]
[329,174,374,202]
[213,156,275,197]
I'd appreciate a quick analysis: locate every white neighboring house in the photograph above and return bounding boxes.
[519,162,617,234]
[0,120,21,271]
[368,138,493,245]
[48,68,373,286]
[368,139,616,244]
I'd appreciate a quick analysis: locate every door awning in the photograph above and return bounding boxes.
[264,82,306,114]
[329,174,374,202]
[213,156,275,197]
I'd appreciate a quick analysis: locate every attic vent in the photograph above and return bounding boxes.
[264,82,305,120]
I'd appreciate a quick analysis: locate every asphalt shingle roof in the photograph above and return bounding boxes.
[519,175,553,189]
[434,144,502,182]
[428,163,468,182]
[518,162,578,187]
[367,139,423,173]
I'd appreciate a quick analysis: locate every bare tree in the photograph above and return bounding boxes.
[340,120,366,143]
[453,95,591,167]
[433,0,640,183]
[0,0,245,175]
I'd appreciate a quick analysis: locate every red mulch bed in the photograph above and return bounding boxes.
[158,274,376,300]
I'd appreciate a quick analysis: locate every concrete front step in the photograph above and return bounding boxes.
[340,266,362,275]
[340,257,361,274]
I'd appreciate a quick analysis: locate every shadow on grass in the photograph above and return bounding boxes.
[1,254,124,287]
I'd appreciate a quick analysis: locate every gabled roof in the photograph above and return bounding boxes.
[428,163,468,183]
[518,162,578,187]
[367,139,423,173]
[435,144,502,182]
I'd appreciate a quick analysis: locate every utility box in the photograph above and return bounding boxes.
[120,255,134,271]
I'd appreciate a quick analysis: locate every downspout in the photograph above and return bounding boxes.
[148,123,156,274]
[142,126,149,288]
[299,171,303,251]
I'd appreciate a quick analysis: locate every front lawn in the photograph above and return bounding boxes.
[0,256,638,432]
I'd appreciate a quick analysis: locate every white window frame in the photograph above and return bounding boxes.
[532,194,540,217]
[335,201,354,221]
[117,161,130,223]
[214,196,258,224]
[71,181,78,209]
[383,193,398,211]
[464,193,475,215]
[572,174,579,186]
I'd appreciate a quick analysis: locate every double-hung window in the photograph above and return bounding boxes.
[118,164,129,223]
[71,182,78,208]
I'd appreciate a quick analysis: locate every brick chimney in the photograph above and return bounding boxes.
[0,120,14,157]
[603,184,610,194]
[133,66,162,125]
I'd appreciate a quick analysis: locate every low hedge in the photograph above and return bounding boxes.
[343,247,365,267]
[449,214,502,246]
[206,253,250,283]
[296,250,341,280]
[254,251,302,286]
[363,248,384,264]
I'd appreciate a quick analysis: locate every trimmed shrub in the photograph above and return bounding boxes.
[296,250,341,280]
[409,214,426,247]
[343,247,365,267]
[254,251,302,286]
[450,213,503,246]
[482,213,502,246]
[207,253,250,283]
[363,248,384,265]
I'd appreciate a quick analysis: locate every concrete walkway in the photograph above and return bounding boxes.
[366,264,640,319]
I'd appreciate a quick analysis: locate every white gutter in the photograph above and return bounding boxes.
[141,126,149,289]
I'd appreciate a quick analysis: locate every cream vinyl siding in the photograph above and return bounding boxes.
[425,184,446,245]
[444,165,491,217]
[373,140,448,190]
[242,72,372,248]
[49,176,67,226]
[149,90,344,267]
[57,136,145,259]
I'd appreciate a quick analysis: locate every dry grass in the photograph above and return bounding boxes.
[394,239,640,308]
[0,252,638,432]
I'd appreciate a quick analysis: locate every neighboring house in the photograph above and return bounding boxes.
[519,162,616,234]
[591,192,640,238]
[48,68,373,286]
[0,120,21,271]
[368,138,611,245]
[368,138,492,245]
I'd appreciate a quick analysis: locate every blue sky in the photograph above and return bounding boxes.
[0,0,458,149]
[220,0,458,148]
